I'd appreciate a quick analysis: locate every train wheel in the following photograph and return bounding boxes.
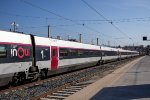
[32,73,39,81]
[97,61,100,66]
[11,73,26,86]
[40,69,48,79]
[11,76,19,86]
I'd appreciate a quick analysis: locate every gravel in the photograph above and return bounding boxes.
[0,58,135,100]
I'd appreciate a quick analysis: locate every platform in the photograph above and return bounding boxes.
[65,56,150,100]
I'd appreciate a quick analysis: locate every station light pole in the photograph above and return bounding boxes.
[11,22,19,32]
[143,36,150,55]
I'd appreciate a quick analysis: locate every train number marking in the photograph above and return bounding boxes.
[41,50,44,59]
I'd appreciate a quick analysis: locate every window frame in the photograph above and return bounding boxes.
[0,45,7,58]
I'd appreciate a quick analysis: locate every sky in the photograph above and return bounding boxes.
[0,0,150,46]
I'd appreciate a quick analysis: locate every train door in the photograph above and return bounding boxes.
[51,46,58,70]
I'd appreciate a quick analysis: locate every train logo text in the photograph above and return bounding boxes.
[11,47,30,59]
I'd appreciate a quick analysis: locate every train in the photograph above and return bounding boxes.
[0,30,139,87]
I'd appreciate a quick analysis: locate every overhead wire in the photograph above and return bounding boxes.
[20,0,80,25]
[20,0,102,39]
[18,0,131,45]
[81,0,134,42]
[2,10,150,23]
[0,10,60,20]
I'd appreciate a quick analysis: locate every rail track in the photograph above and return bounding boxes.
[0,56,139,100]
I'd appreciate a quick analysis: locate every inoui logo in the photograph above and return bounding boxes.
[11,47,30,59]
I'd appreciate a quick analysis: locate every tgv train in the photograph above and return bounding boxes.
[0,30,139,87]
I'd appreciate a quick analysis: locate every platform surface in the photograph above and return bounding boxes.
[65,56,150,100]
[91,56,150,100]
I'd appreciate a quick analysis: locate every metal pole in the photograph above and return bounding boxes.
[79,34,82,43]
[108,41,110,46]
[68,35,70,40]
[97,38,99,45]
[48,25,50,38]
[13,22,16,32]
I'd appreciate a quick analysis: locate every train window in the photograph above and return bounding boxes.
[102,52,105,56]
[59,48,68,59]
[0,46,7,57]
[69,49,77,57]
[78,50,83,56]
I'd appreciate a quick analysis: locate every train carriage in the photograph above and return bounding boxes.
[0,30,139,87]
[0,31,32,86]
[48,39,102,75]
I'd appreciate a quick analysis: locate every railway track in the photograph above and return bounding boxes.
[0,56,139,100]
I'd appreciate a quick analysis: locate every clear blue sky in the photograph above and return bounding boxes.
[0,0,150,46]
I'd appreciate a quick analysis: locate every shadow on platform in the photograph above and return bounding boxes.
[91,84,150,100]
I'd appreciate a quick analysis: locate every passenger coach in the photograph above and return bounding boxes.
[0,30,139,87]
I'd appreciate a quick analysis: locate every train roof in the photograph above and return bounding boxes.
[50,38,100,50]
[0,30,139,53]
[0,30,32,45]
